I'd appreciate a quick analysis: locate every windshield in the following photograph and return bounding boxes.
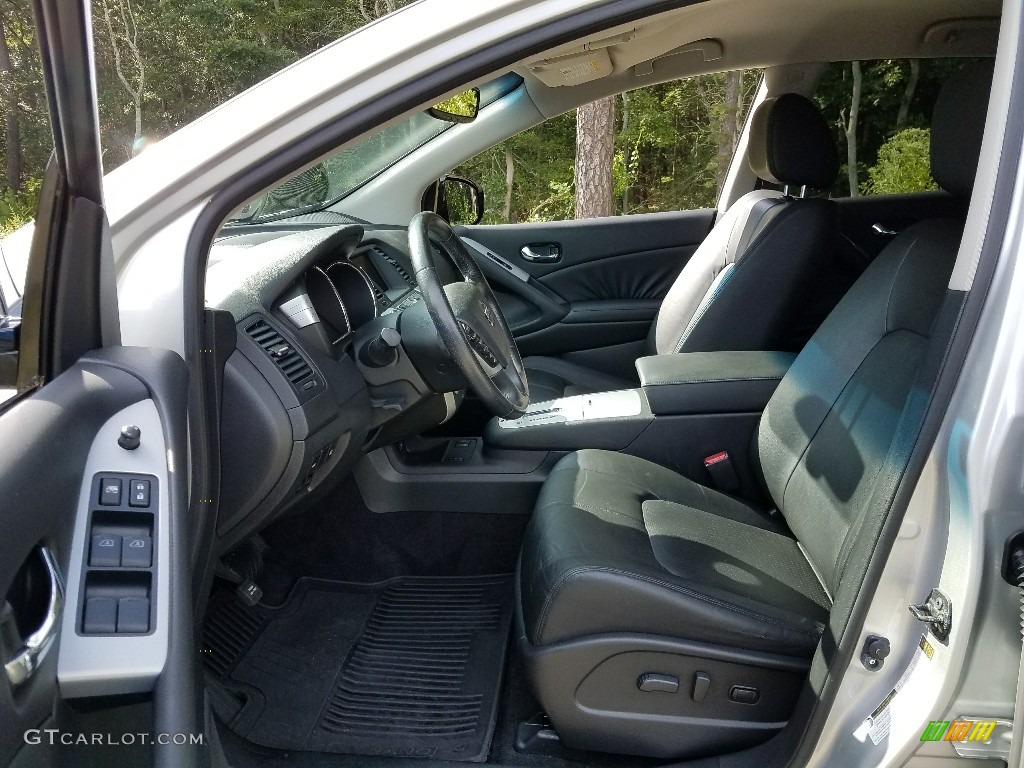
[226,73,523,225]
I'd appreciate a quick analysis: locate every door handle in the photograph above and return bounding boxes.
[4,547,64,687]
[520,243,561,263]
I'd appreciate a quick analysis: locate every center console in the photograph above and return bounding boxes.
[486,351,796,499]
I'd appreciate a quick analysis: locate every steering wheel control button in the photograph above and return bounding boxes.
[90,534,122,567]
[128,479,151,507]
[637,673,680,694]
[457,320,499,367]
[118,424,142,451]
[116,598,150,634]
[99,477,122,506]
[729,686,760,705]
[83,598,118,634]
[121,536,153,568]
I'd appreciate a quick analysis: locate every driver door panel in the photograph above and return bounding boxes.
[456,209,715,378]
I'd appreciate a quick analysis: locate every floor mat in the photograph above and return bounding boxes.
[203,575,514,762]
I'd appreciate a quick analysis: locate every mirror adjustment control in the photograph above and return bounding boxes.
[90,534,122,567]
[121,536,152,568]
[99,478,122,506]
[118,425,141,450]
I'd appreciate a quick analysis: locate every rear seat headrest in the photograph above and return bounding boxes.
[931,60,995,199]
[747,93,839,190]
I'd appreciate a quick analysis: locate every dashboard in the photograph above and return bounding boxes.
[204,223,455,552]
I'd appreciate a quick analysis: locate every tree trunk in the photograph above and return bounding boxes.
[574,96,615,219]
[0,11,22,193]
[621,91,631,214]
[101,0,146,156]
[846,61,862,197]
[896,58,920,128]
[503,147,515,223]
[716,70,741,197]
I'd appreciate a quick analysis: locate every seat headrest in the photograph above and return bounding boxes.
[930,60,994,199]
[747,93,839,190]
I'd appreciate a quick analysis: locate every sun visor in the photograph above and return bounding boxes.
[528,48,614,87]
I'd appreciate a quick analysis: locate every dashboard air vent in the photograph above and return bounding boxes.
[370,246,414,286]
[244,317,315,390]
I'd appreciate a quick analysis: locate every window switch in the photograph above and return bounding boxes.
[116,598,150,633]
[99,478,122,506]
[121,535,152,568]
[90,534,122,567]
[83,598,118,634]
[128,479,150,507]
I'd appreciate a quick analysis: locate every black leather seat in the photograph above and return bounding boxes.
[524,93,840,402]
[516,62,992,759]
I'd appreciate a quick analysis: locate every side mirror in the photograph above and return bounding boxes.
[427,89,480,124]
[421,176,484,226]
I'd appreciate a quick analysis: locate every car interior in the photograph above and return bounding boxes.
[189,2,1003,766]
[5,0,1003,766]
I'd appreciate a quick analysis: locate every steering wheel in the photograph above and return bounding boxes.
[408,212,529,418]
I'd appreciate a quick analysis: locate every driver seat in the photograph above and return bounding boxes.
[524,93,841,402]
[516,62,991,759]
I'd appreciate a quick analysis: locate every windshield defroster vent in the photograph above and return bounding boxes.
[243,316,319,399]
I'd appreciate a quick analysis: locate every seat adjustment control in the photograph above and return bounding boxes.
[637,673,679,693]
[692,671,711,702]
[729,685,760,704]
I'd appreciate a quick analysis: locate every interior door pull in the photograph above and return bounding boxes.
[5,547,64,687]
[521,244,561,263]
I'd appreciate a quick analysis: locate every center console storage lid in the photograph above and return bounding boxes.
[636,351,796,416]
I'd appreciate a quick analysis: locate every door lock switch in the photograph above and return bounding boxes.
[128,479,151,507]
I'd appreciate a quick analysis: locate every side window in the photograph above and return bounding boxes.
[814,59,976,197]
[454,70,761,224]
[1,3,54,403]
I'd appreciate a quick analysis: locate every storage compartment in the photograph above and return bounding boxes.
[636,350,796,415]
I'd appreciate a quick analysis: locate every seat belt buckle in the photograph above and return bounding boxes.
[704,451,740,493]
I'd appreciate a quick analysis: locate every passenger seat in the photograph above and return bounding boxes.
[525,93,841,402]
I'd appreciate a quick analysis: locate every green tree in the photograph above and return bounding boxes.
[863,128,937,195]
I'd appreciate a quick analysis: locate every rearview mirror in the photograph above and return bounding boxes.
[427,89,480,124]
[421,175,484,226]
